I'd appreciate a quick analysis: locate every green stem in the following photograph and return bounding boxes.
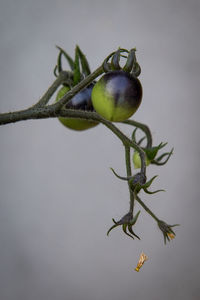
[0,107,146,178]
[122,119,153,148]
[0,63,146,176]
[33,71,70,108]
[0,66,104,125]
[124,146,135,213]
[52,66,104,111]
[136,195,159,222]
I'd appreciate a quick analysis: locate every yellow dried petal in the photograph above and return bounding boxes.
[134,252,148,272]
[167,232,175,240]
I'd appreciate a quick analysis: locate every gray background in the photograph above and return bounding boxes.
[0,0,200,299]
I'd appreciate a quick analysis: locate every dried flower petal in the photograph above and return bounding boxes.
[167,232,175,240]
[134,252,148,272]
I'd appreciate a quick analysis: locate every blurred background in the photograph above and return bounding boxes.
[0,0,200,299]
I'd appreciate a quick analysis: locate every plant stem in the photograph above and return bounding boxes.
[123,119,153,148]
[0,66,104,125]
[0,64,146,176]
[124,146,135,213]
[52,66,104,110]
[33,71,70,108]
[136,194,159,222]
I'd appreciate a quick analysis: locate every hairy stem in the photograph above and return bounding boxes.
[0,66,104,125]
[136,194,159,222]
[123,119,153,148]
[52,66,104,110]
[124,146,135,213]
[0,64,146,176]
[33,71,70,108]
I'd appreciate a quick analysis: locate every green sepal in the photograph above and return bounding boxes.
[122,224,134,239]
[73,46,81,85]
[137,136,146,146]
[142,175,158,189]
[132,175,158,194]
[156,148,173,162]
[107,212,141,240]
[76,45,91,77]
[127,225,140,239]
[129,173,147,189]
[151,148,174,165]
[103,51,115,72]
[123,48,136,73]
[131,128,138,141]
[53,65,58,77]
[107,223,119,236]
[132,62,141,77]
[144,142,167,161]
[130,210,141,225]
[56,46,75,71]
[157,220,179,244]
[143,188,165,194]
[110,168,129,181]
[57,50,62,73]
[112,218,118,224]
[111,48,121,70]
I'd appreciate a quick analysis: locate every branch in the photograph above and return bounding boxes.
[33,71,71,108]
[0,64,146,176]
[124,145,135,213]
[0,46,176,244]
[123,119,153,148]
[0,67,102,124]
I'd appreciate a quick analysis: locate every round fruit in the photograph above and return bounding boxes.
[133,151,151,169]
[91,70,142,122]
[56,84,98,131]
